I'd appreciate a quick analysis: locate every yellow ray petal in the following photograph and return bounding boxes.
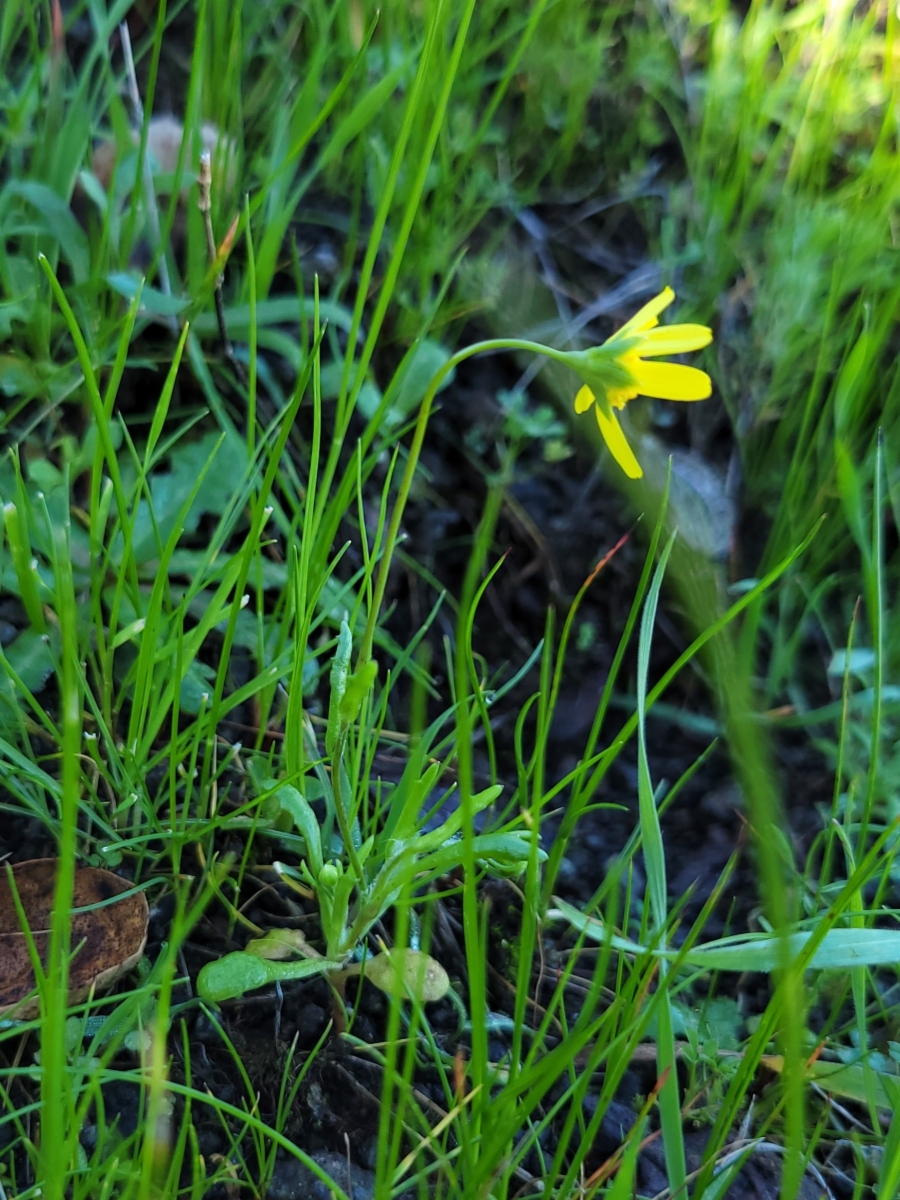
[616,287,675,339]
[638,324,713,356]
[632,361,712,401]
[595,405,643,479]
[574,384,595,413]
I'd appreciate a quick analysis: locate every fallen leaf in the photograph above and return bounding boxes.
[0,859,149,1019]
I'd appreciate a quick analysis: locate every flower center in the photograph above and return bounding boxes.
[608,352,642,408]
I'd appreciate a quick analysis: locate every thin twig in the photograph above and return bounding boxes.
[197,151,247,385]
[118,20,177,334]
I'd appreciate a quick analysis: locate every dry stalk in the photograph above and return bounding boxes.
[197,151,247,385]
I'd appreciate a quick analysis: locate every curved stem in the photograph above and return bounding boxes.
[356,337,569,668]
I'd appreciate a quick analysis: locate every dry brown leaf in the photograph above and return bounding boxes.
[0,858,149,1019]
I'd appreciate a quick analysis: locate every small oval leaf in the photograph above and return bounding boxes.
[363,949,450,1003]
[197,952,271,1003]
[244,929,308,961]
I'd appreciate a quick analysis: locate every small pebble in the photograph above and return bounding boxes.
[267,1150,375,1200]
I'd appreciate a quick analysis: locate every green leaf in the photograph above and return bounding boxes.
[197,950,342,1003]
[324,871,355,955]
[687,928,900,973]
[190,296,355,339]
[128,433,249,564]
[383,338,455,426]
[0,353,42,398]
[325,621,353,756]
[0,258,39,337]
[4,628,55,695]
[338,660,378,724]
[244,929,309,960]
[362,949,450,1002]
[419,830,541,877]
[413,783,504,853]
[169,550,289,591]
[106,273,190,317]
[178,659,216,715]
[197,952,272,1002]
[320,361,382,418]
[551,899,900,972]
[835,437,867,560]
[833,327,871,441]
[3,181,89,282]
[806,1060,900,1111]
[384,758,443,843]
[273,784,323,876]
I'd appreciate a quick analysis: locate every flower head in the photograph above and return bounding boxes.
[565,287,713,479]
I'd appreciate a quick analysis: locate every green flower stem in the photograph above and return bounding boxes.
[356,338,569,670]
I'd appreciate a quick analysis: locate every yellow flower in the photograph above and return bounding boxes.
[566,287,713,479]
